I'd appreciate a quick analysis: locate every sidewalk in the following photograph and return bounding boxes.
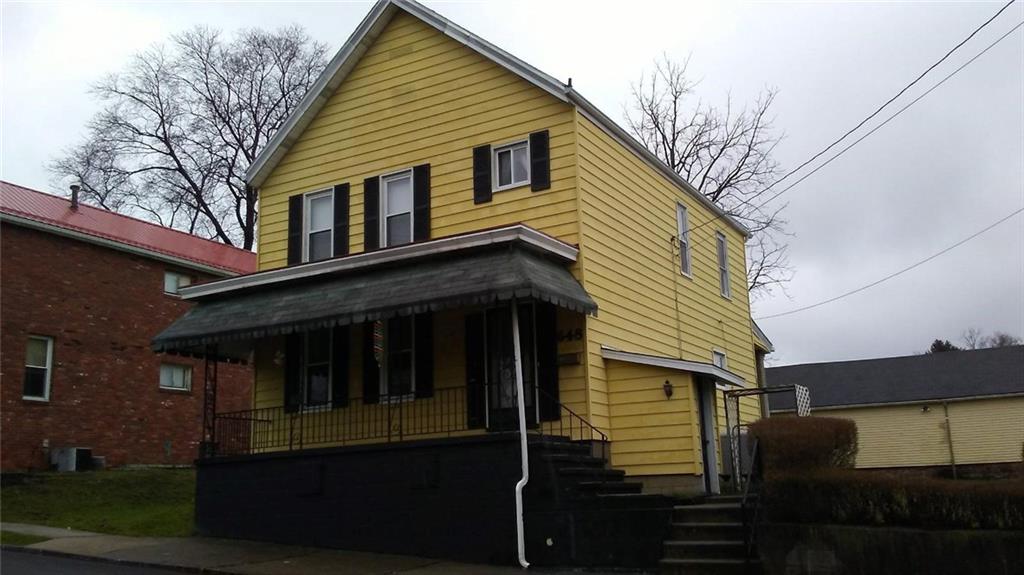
[1,523,627,574]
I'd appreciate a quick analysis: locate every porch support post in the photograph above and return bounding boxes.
[511,301,530,569]
[201,345,219,458]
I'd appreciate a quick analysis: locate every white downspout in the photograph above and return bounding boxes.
[511,301,530,569]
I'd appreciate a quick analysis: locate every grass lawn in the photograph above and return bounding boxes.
[0,531,51,546]
[1,469,194,537]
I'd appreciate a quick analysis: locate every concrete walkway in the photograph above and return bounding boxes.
[1,523,626,574]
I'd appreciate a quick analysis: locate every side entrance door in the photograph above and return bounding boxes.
[696,376,721,494]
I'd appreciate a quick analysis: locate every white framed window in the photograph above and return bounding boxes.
[303,329,332,407]
[712,350,728,370]
[381,170,414,248]
[716,232,731,298]
[493,140,530,191]
[23,336,53,401]
[163,271,192,295]
[380,316,415,400]
[676,203,692,277]
[159,363,192,391]
[304,189,334,263]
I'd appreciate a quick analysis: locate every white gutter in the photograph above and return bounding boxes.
[511,301,530,569]
[179,224,578,300]
[0,212,241,277]
[600,346,747,388]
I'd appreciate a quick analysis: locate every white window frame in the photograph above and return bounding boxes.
[380,169,415,248]
[676,203,692,277]
[716,231,731,299]
[302,189,334,263]
[712,350,728,370]
[159,363,193,392]
[302,330,333,410]
[23,336,54,401]
[492,139,531,192]
[379,316,416,402]
[163,271,192,295]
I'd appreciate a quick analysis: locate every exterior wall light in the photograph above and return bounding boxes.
[663,380,674,399]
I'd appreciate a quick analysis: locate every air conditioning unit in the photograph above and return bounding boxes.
[50,447,93,472]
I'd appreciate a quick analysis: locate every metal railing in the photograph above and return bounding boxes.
[208,384,607,458]
[740,437,763,573]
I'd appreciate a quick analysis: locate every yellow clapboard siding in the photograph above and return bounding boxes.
[813,397,1024,468]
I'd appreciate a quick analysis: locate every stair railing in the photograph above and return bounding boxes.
[534,385,609,460]
[740,437,763,573]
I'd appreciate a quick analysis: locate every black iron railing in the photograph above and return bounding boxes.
[208,384,606,458]
[740,437,763,573]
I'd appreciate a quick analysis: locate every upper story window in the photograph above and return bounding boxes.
[304,329,332,406]
[380,316,415,399]
[676,203,691,276]
[24,336,53,401]
[712,350,728,370]
[493,140,530,191]
[163,271,192,295]
[159,363,192,391]
[716,232,731,299]
[382,170,414,248]
[304,189,334,262]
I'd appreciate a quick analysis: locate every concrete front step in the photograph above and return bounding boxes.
[660,558,762,575]
[670,522,745,541]
[663,540,747,560]
[673,503,744,523]
[557,467,626,480]
[575,480,644,495]
[539,453,606,468]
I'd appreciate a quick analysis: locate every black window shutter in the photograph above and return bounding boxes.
[284,334,303,413]
[472,145,492,204]
[362,323,380,404]
[331,325,350,408]
[287,195,304,265]
[363,177,380,252]
[536,303,560,421]
[529,130,551,192]
[333,183,350,257]
[412,164,431,242]
[414,313,434,398]
[465,313,486,428]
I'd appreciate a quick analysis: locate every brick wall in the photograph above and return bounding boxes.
[1,224,252,471]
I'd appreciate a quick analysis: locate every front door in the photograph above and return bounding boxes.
[697,376,722,494]
[485,304,537,431]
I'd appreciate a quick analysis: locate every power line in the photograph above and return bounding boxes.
[685,2,1021,239]
[755,208,1024,321]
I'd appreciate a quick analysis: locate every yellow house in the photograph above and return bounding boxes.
[155,0,767,567]
[767,346,1024,472]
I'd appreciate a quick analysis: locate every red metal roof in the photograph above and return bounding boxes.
[0,181,256,275]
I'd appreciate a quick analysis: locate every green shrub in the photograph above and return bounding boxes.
[762,470,1024,530]
[749,416,858,474]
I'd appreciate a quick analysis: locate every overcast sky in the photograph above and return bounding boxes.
[2,0,1022,365]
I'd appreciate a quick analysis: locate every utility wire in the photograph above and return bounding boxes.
[685,2,1021,238]
[755,208,1024,321]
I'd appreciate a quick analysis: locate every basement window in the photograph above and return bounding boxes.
[159,363,192,391]
[23,336,53,401]
[493,140,530,191]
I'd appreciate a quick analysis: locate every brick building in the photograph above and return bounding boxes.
[1,181,255,471]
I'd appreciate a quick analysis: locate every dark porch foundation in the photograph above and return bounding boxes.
[195,434,672,567]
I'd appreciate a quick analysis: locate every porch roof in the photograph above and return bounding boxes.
[153,242,596,356]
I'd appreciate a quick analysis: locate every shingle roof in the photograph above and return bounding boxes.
[0,181,256,275]
[766,346,1024,411]
[153,243,596,356]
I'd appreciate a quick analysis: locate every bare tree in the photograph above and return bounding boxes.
[50,26,328,249]
[961,327,984,350]
[984,332,1022,348]
[625,56,791,297]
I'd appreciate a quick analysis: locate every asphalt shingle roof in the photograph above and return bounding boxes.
[153,243,595,354]
[766,346,1024,412]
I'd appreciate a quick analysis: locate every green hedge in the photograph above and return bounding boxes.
[749,416,858,474]
[762,470,1024,530]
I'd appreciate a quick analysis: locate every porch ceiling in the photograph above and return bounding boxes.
[153,243,596,356]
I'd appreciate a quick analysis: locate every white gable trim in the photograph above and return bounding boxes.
[245,0,749,238]
[601,346,747,388]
